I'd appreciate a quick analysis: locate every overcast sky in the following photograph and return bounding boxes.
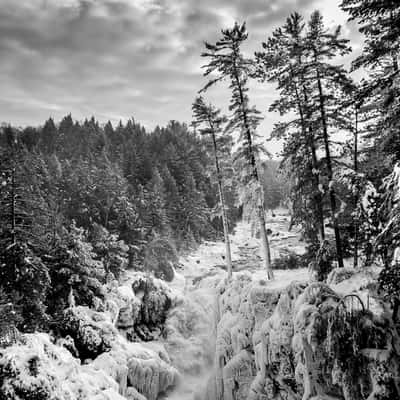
[0,0,364,156]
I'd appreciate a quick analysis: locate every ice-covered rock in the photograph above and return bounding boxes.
[102,273,175,342]
[0,328,179,400]
[0,333,121,400]
[202,272,400,400]
[61,305,118,360]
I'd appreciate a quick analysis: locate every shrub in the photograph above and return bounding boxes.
[144,238,178,282]
[271,251,308,270]
[307,240,336,281]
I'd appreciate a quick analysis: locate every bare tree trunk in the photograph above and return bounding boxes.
[209,119,233,279]
[259,206,273,279]
[353,105,359,269]
[316,70,344,269]
[218,183,233,279]
[310,139,325,241]
[11,167,16,246]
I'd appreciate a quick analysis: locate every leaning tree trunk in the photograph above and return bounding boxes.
[218,185,233,279]
[210,123,233,279]
[316,70,344,269]
[259,205,272,277]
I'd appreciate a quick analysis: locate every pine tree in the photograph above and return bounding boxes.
[192,96,233,279]
[341,0,400,74]
[341,0,400,177]
[200,22,274,279]
[376,163,400,319]
[255,12,326,244]
[303,11,353,269]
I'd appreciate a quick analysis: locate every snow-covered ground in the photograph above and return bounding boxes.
[179,209,307,289]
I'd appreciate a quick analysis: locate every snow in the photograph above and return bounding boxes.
[361,181,379,219]
[393,163,400,201]
[0,333,121,400]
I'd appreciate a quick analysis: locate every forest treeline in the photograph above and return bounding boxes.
[1,0,400,331]
[0,117,248,331]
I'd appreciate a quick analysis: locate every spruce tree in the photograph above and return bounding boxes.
[192,96,233,279]
[200,22,273,279]
[142,168,169,237]
[40,118,58,154]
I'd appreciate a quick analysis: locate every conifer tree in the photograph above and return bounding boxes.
[200,22,273,279]
[341,0,400,176]
[303,11,353,269]
[160,165,181,231]
[142,168,169,237]
[376,163,400,319]
[40,118,58,154]
[341,0,399,75]
[0,127,51,330]
[255,12,326,244]
[192,96,233,279]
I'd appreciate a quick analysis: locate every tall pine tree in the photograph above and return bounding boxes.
[200,22,273,279]
[192,96,233,279]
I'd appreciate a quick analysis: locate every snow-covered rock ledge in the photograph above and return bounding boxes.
[0,272,180,400]
[0,330,179,400]
[202,269,400,400]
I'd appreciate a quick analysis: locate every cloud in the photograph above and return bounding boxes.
[0,0,363,155]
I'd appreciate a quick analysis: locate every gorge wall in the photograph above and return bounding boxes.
[203,268,400,400]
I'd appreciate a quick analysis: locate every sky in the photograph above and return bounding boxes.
[0,0,364,156]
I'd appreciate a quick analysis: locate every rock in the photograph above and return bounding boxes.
[127,274,172,341]
[104,273,174,342]
[0,330,180,400]
[202,273,400,400]
[326,267,356,285]
[61,306,118,360]
[126,387,147,400]
[0,333,121,400]
[127,356,177,400]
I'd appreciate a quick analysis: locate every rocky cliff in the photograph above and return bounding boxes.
[204,268,400,400]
